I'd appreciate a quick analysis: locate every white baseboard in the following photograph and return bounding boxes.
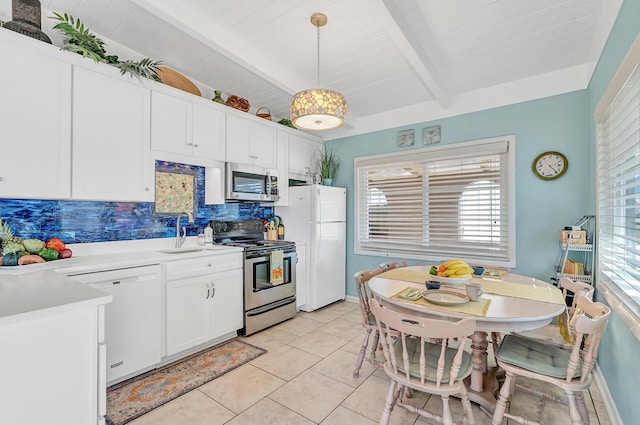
[593,363,623,425]
[345,295,359,304]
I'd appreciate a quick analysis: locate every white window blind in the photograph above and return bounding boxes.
[595,34,640,340]
[355,137,515,266]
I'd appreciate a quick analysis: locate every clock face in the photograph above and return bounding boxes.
[533,151,568,180]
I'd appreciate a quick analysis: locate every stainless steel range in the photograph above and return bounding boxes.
[212,219,297,336]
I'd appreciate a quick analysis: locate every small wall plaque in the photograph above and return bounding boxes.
[397,129,415,147]
[423,125,441,145]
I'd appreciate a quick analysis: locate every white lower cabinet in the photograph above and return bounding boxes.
[165,254,243,357]
[0,302,107,425]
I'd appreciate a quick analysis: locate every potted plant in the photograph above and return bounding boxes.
[317,148,340,186]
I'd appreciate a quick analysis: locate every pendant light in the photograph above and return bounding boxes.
[290,13,348,130]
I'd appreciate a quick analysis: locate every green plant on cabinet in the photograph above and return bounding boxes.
[317,148,340,183]
[50,12,162,81]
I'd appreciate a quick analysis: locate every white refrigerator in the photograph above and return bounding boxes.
[278,184,346,312]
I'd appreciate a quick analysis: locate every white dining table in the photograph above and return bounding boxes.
[368,265,565,410]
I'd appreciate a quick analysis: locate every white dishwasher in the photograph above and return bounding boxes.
[68,264,162,384]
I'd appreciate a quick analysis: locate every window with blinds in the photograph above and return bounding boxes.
[595,34,640,340]
[355,136,515,266]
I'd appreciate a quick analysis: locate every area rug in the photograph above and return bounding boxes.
[105,339,266,425]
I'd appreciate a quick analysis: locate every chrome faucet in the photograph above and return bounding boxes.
[175,212,194,248]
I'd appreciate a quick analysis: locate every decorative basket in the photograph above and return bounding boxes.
[225,95,250,112]
[255,107,272,121]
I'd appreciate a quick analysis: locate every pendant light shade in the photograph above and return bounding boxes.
[290,88,348,130]
[290,13,348,131]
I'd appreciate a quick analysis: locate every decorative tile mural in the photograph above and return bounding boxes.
[155,170,196,215]
[0,161,273,244]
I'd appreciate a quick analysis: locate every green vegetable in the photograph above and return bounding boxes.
[23,239,46,254]
[2,252,25,266]
[2,241,25,255]
[429,265,438,275]
[37,248,59,262]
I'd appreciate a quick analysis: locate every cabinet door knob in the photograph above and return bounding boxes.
[144,187,150,191]
[0,176,3,181]
[187,142,194,147]
[210,283,215,298]
[193,144,199,148]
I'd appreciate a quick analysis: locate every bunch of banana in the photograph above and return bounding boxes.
[441,259,474,278]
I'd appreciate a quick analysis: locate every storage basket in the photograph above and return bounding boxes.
[255,107,272,121]
[225,95,250,112]
[560,229,587,244]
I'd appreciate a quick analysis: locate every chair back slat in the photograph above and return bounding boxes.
[564,294,611,383]
[559,277,594,316]
[370,299,475,388]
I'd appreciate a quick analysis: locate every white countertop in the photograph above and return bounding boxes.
[0,238,243,325]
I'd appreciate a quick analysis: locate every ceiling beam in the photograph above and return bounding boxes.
[378,0,451,108]
[130,0,307,97]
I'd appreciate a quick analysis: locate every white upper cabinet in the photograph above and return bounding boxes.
[151,91,225,163]
[289,133,322,178]
[0,35,71,199]
[226,114,277,168]
[72,65,154,202]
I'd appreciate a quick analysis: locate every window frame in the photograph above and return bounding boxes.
[353,135,516,267]
[594,33,640,341]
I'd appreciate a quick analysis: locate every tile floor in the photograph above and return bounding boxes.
[130,300,612,425]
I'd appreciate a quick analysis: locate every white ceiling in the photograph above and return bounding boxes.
[31,0,623,139]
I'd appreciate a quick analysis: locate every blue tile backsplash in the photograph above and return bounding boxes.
[0,162,273,244]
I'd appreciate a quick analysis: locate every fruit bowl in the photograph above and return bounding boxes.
[428,274,472,286]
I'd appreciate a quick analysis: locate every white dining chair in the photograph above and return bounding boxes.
[370,298,476,425]
[515,277,594,349]
[491,294,610,425]
[352,267,387,378]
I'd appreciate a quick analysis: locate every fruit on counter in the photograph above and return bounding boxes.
[45,237,66,252]
[0,219,25,255]
[58,248,73,259]
[23,238,46,254]
[429,265,438,275]
[438,259,474,278]
[2,252,23,266]
[18,254,46,265]
[2,240,26,255]
[37,248,59,261]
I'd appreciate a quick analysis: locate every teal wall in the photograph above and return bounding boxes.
[586,0,640,423]
[328,90,590,296]
[327,1,640,421]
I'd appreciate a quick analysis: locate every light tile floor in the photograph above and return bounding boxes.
[130,300,612,425]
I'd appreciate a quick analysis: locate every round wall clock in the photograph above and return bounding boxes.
[532,151,568,180]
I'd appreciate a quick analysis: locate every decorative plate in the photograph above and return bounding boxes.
[421,290,470,306]
[428,274,472,286]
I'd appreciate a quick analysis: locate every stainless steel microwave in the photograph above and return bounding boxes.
[225,162,279,202]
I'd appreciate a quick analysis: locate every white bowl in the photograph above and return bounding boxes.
[429,274,472,286]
